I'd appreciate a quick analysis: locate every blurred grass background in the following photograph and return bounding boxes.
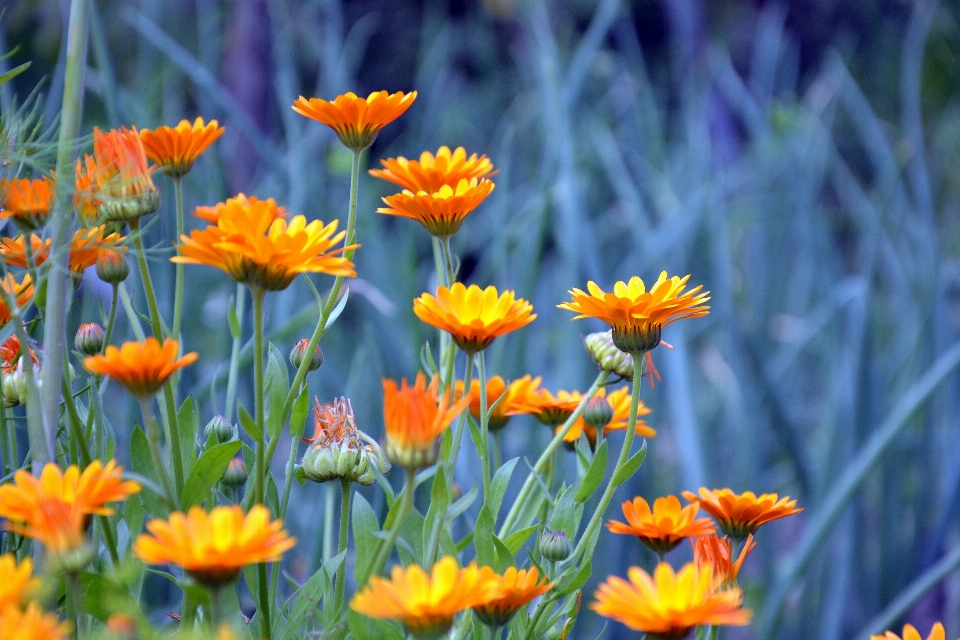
[5,0,960,637]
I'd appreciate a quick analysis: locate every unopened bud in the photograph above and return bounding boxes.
[75,322,105,356]
[290,338,323,372]
[96,249,130,284]
[583,395,614,429]
[204,414,236,444]
[222,458,247,488]
[583,331,644,380]
[540,527,572,562]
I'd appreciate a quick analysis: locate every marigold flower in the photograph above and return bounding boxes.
[0,334,37,375]
[691,534,755,589]
[89,126,160,222]
[293,90,417,151]
[473,567,553,628]
[454,375,541,431]
[510,387,584,427]
[682,488,802,539]
[0,226,123,273]
[378,177,495,239]
[370,146,497,193]
[140,117,225,178]
[133,505,296,587]
[382,372,471,469]
[350,556,502,638]
[0,177,55,230]
[591,562,751,639]
[872,623,948,640]
[74,154,100,224]
[559,272,710,355]
[562,387,655,446]
[82,338,198,397]
[413,283,535,353]
[193,193,288,225]
[606,496,716,556]
[0,273,33,326]
[0,603,71,640]
[0,554,39,610]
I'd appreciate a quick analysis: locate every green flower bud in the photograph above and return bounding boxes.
[204,414,236,444]
[540,527,572,562]
[583,330,645,380]
[222,458,248,488]
[290,338,323,372]
[75,322,105,356]
[96,249,130,285]
[583,394,614,429]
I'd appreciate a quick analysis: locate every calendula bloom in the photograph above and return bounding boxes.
[682,488,802,539]
[0,177,55,230]
[382,372,471,469]
[591,563,751,639]
[872,623,948,640]
[691,534,755,589]
[173,195,356,291]
[607,496,716,556]
[74,155,101,224]
[562,387,656,445]
[379,177,495,239]
[0,273,33,326]
[0,334,37,375]
[83,338,198,397]
[300,397,389,486]
[454,375,541,431]
[370,145,497,193]
[473,567,553,628]
[193,193,288,225]
[89,126,159,222]
[133,505,296,587]
[0,554,39,610]
[350,556,502,638]
[0,603,71,640]
[0,226,123,273]
[140,117,225,178]
[559,273,710,355]
[511,387,585,427]
[293,90,417,151]
[413,283,536,353]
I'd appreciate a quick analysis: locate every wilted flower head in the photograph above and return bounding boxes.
[301,397,389,485]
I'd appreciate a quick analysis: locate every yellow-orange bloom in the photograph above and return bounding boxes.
[350,556,502,637]
[562,387,655,445]
[413,283,535,353]
[0,273,33,326]
[293,90,417,151]
[378,177,495,238]
[473,566,553,628]
[382,372,471,469]
[370,146,497,194]
[607,496,716,555]
[0,554,38,610]
[454,375,541,431]
[0,603,71,640]
[140,117,225,178]
[74,154,101,224]
[193,193,287,225]
[89,126,160,222]
[591,562,751,639]
[510,387,584,427]
[872,623,948,640]
[83,338,198,397]
[691,534,755,589]
[0,226,123,273]
[559,272,710,355]
[133,505,296,587]
[682,488,802,539]
[0,177,55,230]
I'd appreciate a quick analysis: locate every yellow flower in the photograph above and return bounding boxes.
[413,283,535,353]
[510,387,585,427]
[606,496,716,556]
[140,117,225,178]
[370,146,497,193]
[561,387,656,445]
[292,90,417,151]
[0,554,39,610]
[133,505,296,587]
[83,338,198,398]
[0,273,33,326]
[559,272,710,354]
[378,177,495,238]
[0,226,123,273]
[591,562,751,639]
[454,375,541,431]
[350,556,502,638]
[0,177,55,230]
[89,126,160,222]
[682,487,802,539]
[473,566,552,628]
[872,623,948,640]
[691,533,755,589]
[0,603,71,640]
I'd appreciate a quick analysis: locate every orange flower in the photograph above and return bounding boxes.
[473,566,553,628]
[0,333,37,375]
[454,375,541,431]
[682,488,802,539]
[413,283,535,353]
[89,126,160,222]
[872,623,948,640]
[691,534,755,589]
[370,146,497,193]
[0,226,123,273]
[133,505,296,587]
[382,372,470,469]
[74,154,101,224]
[173,195,356,291]
[591,562,751,638]
[82,338,198,397]
[562,387,655,445]
[510,387,585,427]
[292,90,417,151]
[0,177,55,230]
[0,274,33,326]
[350,556,502,637]
[378,177,495,238]
[559,273,710,355]
[193,193,287,225]
[606,496,716,555]
[0,554,39,610]
[140,117,225,178]
[0,603,71,640]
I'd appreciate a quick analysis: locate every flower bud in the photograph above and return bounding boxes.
[222,458,248,488]
[1,371,20,407]
[75,322,105,356]
[290,338,323,372]
[583,330,645,380]
[204,414,236,444]
[540,527,572,562]
[99,189,161,223]
[96,248,131,285]
[301,398,390,485]
[583,395,614,429]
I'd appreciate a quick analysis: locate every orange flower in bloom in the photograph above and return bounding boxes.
[83,338,198,397]
[193,193,288,225]
[454,374,541,431]
[591,562,751,639]
[350,556,502,637]
[133,505,296,587]
[0,177,55,230]
[0,334,37,375]
[89,126,159,222]
[0,274,33,326]
[0,554,39,610]
[872,623,948,640]
[173,195,356,291]
[473,567,553,628]
[511,387,585,427]
[607,496,716,555]
[378,177,495,239]
[382,372,471,469]
[682,488,802,539]
[691,534,755,589]
[413,283,536,353]
[74,155,101,224]
[562,387,656,445]
[0,603,71,640]
[140,117,225,178]
[370,146,497,193]
[559,272,710,355]
[293,90,417,151]
[0,226,123,273]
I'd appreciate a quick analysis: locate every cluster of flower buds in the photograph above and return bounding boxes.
[0,334,40,408]
[300,397,389,486]
[583,330,645,381]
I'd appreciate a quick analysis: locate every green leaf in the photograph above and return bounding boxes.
[294,466,307,485]
[177,396,199,479]
[239,404,261,441]
[290,388,310,439]
[121,495,144,553]
[493,534,516,569]
[128,426,165,518]
[557,561,592,596]
[490,457,519,519]
[550,486,577,540]
[80,572,151,627]
[475,505,496,567]
[420,341,439,377]
[277,551,342,639]
[0,61,30,87]
[611,440,647,487]
[326,287,350,328]
[227,294,241,339]
[352,493,380,584]
[346,610,404,640]
[575,438,608,503]
[467,416,484,459]
[504,524,539,555]
[266,343,290,439]
[180,440,241,509]
[445,483,478,523]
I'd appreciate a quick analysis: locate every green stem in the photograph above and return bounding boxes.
[101,284,119,353]
[68,570,87,640]
[224,283,245,422]
[129,217,164,342]
[270,433,301,607]
[707,625,720,640]
[492,430,502,473]
[11,319,47,469]
[369,468,416,578]
[258,560,271,639]
[137,397,176,510]
[252,288,267,505]
[334,478,351,613]
[172,177,185,340]
[209,586,224,630]
[477,351,491,505]
[439,236,455,287]
[447,352,474,485]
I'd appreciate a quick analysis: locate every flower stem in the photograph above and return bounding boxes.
[447,352,474,483]
[101,284,119,353]
[492,430,502,473]
[67,570,87,640]
[251,287,267,506]
[209,586,225,630]
[477,351,491,504]
[172,177,185,341]
[138,397,176,510]
[224,283,245,422]
[707,625,720,640]
[129,218,165,342]
[369,468,416,578]
[334,478,352,613]
[440,236,456,286]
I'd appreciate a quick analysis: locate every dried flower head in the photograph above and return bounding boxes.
[301,397,389,485]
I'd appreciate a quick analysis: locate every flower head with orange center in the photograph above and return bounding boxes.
[382,372,471,469]
[454,375,541,431]
[378,177,495,239]
[606,496,716,556]
[89,126,159,222]
[370,146,497,193]
[350,556,503,638]
[192,193,288,225]
[510,387,584,427]
[872,623,948,640]
[0,603,71,640]
[0,177,55,230]
[0,226,123,273]
[173,195,356,291]
[140,117,225,178]
[293,90,417,151]
[682,488,802,540]
[691,534,755,589]
[559,272,711,355]
[472,566,553,628]
[0,554,39,611]
[413,283,535,353]
[0,273,33,326]
[83,338,198,398]
[591,562,751,639]
[562,387,655,446]
[133,505,296,587]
